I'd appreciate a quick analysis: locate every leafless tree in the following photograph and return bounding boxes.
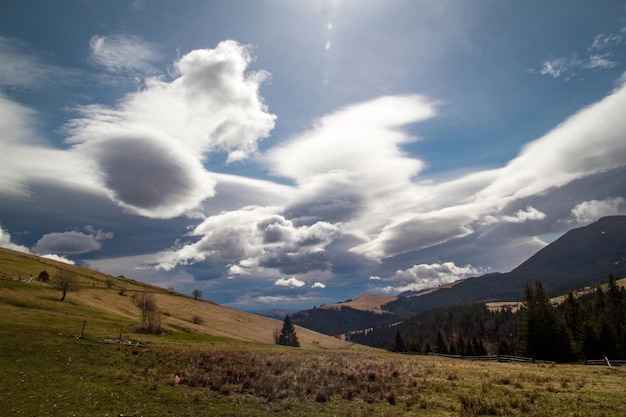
[135,292,161,333]
[54,271,77,301]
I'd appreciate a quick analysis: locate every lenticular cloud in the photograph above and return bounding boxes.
[66,40,276,218]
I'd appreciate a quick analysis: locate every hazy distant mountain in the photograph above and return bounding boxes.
[255,308,290,320]
[293,216,626,335]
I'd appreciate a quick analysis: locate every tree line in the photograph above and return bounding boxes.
[349,273,626,362]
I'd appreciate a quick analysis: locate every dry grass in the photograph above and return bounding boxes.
[322,294,398,313]
[3,247,626,416]
[0,248,355,349]
[114,346,626,416]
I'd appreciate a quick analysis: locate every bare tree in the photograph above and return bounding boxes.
[135,292,161,333]
[192,289,203,300]
[54,271,77,301]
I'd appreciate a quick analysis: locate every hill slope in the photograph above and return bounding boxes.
[0,248,351,349]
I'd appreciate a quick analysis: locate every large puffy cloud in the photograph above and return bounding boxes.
[351,79,626,260]
[0,224,77,265]
[33,231,104,254]
[259,76,626,266]
[266,95,433,186]
[156,206,341,276]
[373,262,484,295]
[75,131,214,218]
[274,277,306,288]
[1,39,276,219]
[64,40,276,218]
[265,95,442,254]
[571,197,625,224]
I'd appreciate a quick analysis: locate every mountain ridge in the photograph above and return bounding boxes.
[292,216,626,335]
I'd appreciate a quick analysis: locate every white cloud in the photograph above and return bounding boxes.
[1,40,275,218]
[63,40,275,218]
[156,206,341,276]
[1,225,82,265]
[89,33,161,75]
[375,262,483,295]
[311,282,326,289]
[538,55,583,79]
[571,197,625,224]
[275,277,306,288]
[0,225,31,253]
[40,254,76,265]
[534,28,625,79]
[265,95,433,185]
[586,54,617,70]
[265,95,443,258]
[590,30,625,52]
[482,206,546,225]
[473,77,626,208]
[262,80,626,264]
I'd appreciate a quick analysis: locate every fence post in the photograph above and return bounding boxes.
[81,320,86,337]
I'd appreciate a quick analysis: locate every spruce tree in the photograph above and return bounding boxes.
[277,315,300,347]
[518,281,573,362]
[435,331,448,354]
[392,330,406,352]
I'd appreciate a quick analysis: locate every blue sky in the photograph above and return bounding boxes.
[1,0,626,311]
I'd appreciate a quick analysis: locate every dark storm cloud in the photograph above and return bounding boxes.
[86,135,210,212]
[259,250,332,275]
[33,231,102,254]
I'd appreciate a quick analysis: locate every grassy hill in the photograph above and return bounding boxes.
[0,247,350,348]
[321,294,398,314]
[2,248,626,416]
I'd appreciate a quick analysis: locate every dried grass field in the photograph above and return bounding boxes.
[1,248,626,416]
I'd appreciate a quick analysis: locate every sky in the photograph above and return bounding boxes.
[1,0,626,312]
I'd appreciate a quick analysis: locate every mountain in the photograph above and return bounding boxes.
[293,216,626,334]
[0,247,352,349]
[388,215,626,316]
[255,308,290,320]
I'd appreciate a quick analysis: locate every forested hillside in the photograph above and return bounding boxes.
[349,273,626,362]
[291,305,399,336]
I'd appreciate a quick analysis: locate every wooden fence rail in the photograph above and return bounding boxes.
[426,352,625,366]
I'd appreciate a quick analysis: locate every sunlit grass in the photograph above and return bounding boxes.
[2,308,625,417]
[2,248,626,416]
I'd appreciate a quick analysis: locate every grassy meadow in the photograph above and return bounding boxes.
[1,248,626,416]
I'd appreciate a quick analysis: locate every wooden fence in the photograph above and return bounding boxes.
[427,352,554,364]
[426,352,625,366]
